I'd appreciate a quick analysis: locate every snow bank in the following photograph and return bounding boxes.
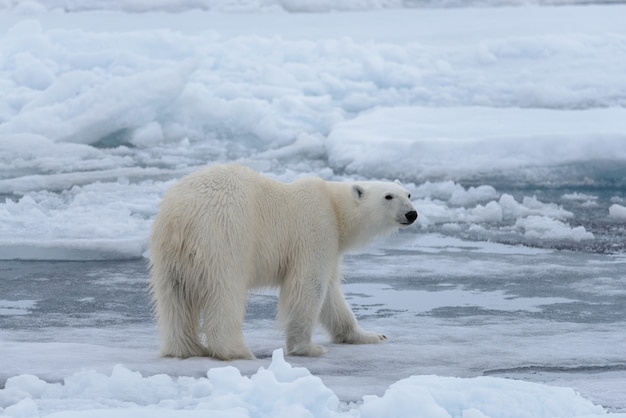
[0,349,615,418]
[327,106,626,181]
[359,374,609,418]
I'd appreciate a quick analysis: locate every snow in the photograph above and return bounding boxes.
[0,349,614,418]
[1,0,626,416]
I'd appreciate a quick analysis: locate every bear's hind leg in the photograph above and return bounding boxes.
[200,282,255,361]
[152,272,207,358]
[320,279,387,345]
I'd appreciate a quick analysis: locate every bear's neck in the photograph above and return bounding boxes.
[329,183,378,253]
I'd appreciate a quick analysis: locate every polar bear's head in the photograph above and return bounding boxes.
[347,180,417,248]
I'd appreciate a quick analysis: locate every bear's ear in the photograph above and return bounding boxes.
[394,179,402,186]
[352,184,364,200]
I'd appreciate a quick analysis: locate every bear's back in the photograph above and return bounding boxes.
[155,164,339,255]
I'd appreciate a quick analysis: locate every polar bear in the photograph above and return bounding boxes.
[149,164,417,360]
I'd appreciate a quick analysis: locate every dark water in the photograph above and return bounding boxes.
[446,163,626,254]
[0,260,152,331]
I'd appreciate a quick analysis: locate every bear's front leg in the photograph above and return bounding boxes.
[320,279,387,344]
[278,275,328,357]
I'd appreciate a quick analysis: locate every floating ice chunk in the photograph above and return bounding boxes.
[452,185,498,207]
[608,204,626,221]
[562,192,598,201]
[414,191,572,229]
[130,122,164,147]
[499,194,572,221]
[581,200,599,208]
[515,215,593,242]
[469,200,503,223]
[414,181,498,207]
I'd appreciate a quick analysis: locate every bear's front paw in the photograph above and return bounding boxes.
[287,343,327,357]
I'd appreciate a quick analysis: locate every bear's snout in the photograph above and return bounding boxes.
[404,210,418,224]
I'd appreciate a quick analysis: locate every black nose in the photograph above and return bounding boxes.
[405,210,418,223]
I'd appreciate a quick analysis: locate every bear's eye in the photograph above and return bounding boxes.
[408,193,411,199]
[385,194,393,200]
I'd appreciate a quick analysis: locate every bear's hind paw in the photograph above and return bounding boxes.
[336,329,387,344]
[208,347,256,361]
[161,341,207,359]
[287,343,327,357]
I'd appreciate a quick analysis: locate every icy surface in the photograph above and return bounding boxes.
[1,242,625,415]
[1,1,626,416]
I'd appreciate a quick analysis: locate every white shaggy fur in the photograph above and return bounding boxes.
[149,164,417,360]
